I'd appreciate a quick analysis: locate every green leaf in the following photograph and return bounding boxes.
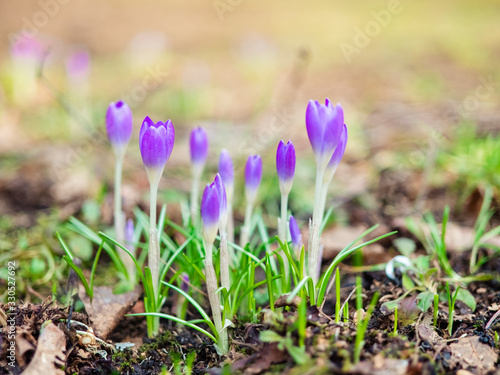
[402,273,415,291]
[416,291,435,312]
[394,237,416,257]
[259,330,283,343]
[456,288,476,312]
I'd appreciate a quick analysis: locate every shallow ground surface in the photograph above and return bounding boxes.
[1,0,500,374]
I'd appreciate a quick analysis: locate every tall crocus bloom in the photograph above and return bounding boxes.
[190,127,208,224]
[241,155,262,246]
[306,99,344,286]
[106,100,133,281]
[139,115,175,299]
[219,149,235,245]
[319,124,348,225]
[214,174,230,292]
[201,181,228,354]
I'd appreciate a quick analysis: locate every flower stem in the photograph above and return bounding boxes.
[240,200,254,247]
[190,168,201,225]
[278,192,289,285]
[227,201,236,266]
[204,240,228,354]
[114,154,135,283]
[308,166,325,286]
[149,179,160,297]
[220,231,230,292]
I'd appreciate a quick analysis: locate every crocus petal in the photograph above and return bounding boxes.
[190,127,208,166]
[245,155,262,193]
[289,215,302,249]
[140,126,167,169]
[201,182,220,239]
[328,123,348,169]
[106,100,133,147]
[163,119,175,162]
[218,149,234,185]
[139,116,155,146]
[276,140,296,186]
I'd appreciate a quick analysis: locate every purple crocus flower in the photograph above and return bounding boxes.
[289,215,302,250]
[306,99,344,168]
[9,32,43,61]
[201,180,221,243]
[106,100,133,151]
[139,116,175,171]
[214,174,228,228]
[218,149,234,195]
[189,127,208,167]
[66,48,90,83]
[276,140,296,195]
[245,155,262,201]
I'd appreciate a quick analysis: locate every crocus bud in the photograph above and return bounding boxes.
[106,100,133,155]
[214,174,228,229]
[276,140,296,196]
[306,99,344,169]
[10,32,43,61]
[289,215,302,250]
[190,127,208,172]
[218,149,234,200]
[66,48,90,84]
[201,181,220,245]
[139,116,175,181]
[245,155,262,203]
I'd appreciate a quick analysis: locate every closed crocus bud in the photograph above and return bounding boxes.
[276,140,296,196]
[289,215,302,250]
[201,181,220,245]
[139,116,175,180]
[214,174,228,229]
[190,127,208,171]
[306,99,344,169]
[245,155,262,203]
[106,100,133,155]
[218,149,234,200]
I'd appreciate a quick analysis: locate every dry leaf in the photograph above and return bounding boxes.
[23,323,66,375]
[449,336,497,374]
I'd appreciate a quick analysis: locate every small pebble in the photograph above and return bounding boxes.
[476,288,487,294]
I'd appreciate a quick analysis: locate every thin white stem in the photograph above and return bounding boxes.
[278,192,289,282]
[149,179,160,297]
[226,201,236,266]
[203,240,228,354]
[240,199,254,247]
[308,166,325,286]
[190,167,202,225]
[220,231,230,292]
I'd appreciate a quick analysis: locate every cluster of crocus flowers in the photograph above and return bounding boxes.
[190,127,208,224]
[201,174,229,354]
[139,116,175,295]
[240,155,263,247]
[305,99,347,285]
[106,100,134,280]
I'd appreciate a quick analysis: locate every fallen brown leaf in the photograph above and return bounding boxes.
[79,285,141,339]
[23,323,66,375]
[449,336,498,374]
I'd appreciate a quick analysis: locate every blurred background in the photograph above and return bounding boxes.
[0,0,499,269]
